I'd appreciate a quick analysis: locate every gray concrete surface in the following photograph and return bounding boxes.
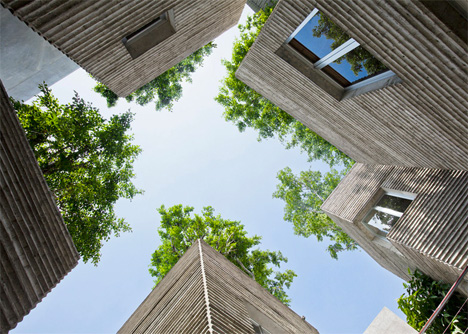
[364,307,417,334]
[0,6,78,101]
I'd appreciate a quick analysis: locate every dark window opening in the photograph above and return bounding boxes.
[122,9,176,59]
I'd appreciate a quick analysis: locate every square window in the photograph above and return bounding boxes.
[122,9,176,59]
[364,193,413,234]
[278,9,401,99]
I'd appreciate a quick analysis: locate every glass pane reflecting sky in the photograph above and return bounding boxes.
[294,14,347,59]
[328,58,369,83]
[366,210,399,233]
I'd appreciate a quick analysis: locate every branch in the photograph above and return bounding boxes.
[235,257,255,280]
[171,239,182,257]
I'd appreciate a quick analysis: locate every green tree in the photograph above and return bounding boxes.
[398,269,468,333]
[215,6,353,168]
[94,42,215,111]
[311,12,387,77]
[13,84,142,264]
[273,167,357,259]
[149,204,297,305]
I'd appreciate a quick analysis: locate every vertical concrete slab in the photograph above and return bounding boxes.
[0,6,78,101]
[364,307,417,334]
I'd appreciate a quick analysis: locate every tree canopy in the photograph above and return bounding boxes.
[398,270,468,334]
[94,42,215,111]
[215,6,353,168]
[149,204,296,305]
[13,84,142,264]
[273,167,357,259]
[312,12,387,77]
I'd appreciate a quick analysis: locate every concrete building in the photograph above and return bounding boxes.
[0,5,78,101]
[119,239,318,334]
[364,307,417,334]
[321,163,468,295]
[1,0,246,97]
[0,80,80,332]
[236,0,468,170]
[246,0,277,13]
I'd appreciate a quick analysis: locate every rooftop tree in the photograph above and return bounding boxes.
[149,204,296,305]
[94,42,215,111]
[215,6,353,168]
[398,269,468,334]
[273,167,357,259]
[13,84,142,264]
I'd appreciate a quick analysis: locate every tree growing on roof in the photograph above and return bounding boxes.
[149,204,297,305]
[397,269,468,333]
[217,5,356,260]
[215,5,353,168]
[13,84,142,264]
[273,167,358,259]
[94,42,215,111]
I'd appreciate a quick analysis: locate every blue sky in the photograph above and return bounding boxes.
[11,7,406,334]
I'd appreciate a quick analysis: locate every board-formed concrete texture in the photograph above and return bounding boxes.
[246,0,277,12]
[0,6,78,101]
[364,307,417,334]
[321,163,468,296]
[0,81,80,332]
[0,0,246,97]
[236,0,468,170]
[119,239,318,334]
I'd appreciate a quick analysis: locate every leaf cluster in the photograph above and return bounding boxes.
[215,6,353,168]
[13,84,142,264]
[94,42,216,111]
[398,269,468,334]
[273,167,357,259]
[149,204,296,305]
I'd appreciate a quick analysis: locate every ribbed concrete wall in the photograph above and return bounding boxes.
[384,168,468,269]
[1,0,246,97]
[246,0,276,12]
[236,0,468,170]
[119,240,318,334]
[0,81,79,332]
[322,164,468,295]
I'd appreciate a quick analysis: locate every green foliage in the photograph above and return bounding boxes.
[215,6,353,168]
[94,42,215,110]
[13,84,142,264]
[398,269,468,334]
[273,166,357,259]
[312,12,387,77]
[149,204,296,305]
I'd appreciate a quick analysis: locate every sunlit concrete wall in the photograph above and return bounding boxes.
[1,0,246,97]
[0,6,78,101]
[236,0,468,170]
[322,163,468,296]
[119,240,318,334]
[364,307,416,334]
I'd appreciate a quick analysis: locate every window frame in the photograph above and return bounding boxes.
[363,190,416,235]
[277,9,402,100]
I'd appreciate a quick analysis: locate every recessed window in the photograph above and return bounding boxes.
[278,8,401,99]
[122,9,176,59]
[364,192,414,234]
